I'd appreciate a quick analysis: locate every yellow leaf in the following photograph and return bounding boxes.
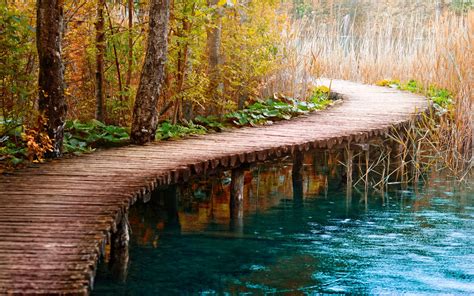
[376,79,391,87]
[316,85,330,93]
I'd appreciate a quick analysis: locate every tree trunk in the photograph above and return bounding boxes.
[126,0,133,98]
[95,0,106,122]
[206,0,223,115]
[37,0,67,157]
[237,0,251,110]
[172,3,193,124]
[130,0,170,144]
[104,3,125,122]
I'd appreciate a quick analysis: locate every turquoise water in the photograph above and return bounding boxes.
[93,161,473,295]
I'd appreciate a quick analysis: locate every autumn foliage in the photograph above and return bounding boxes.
[0,0,293,165]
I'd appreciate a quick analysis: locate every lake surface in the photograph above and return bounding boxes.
[94,156,473,295]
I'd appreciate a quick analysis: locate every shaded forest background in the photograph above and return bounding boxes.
[0,0,472,173]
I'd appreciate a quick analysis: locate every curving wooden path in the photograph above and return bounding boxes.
[0,80,428,294]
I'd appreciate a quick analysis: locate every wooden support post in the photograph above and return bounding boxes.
[163,185,180,229]
[292,151,304,205]
[230,167,245,232]
[345,147,353,188]
[109,212,130,282]
[255,165,260,204]
[385,147,391,185]
[230,167,245,218]
[344,147,353,213]
[399,142,407,187]
[364,146,370,207]
[365,146,370,189]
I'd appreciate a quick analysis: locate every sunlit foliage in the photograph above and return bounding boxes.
[1,0,300,167]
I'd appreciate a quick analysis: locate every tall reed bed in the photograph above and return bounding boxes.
[278,3,472,179]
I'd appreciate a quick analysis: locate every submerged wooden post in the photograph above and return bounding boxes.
[345,147,353,188]
[365,146,370,190]
[364,145,370,207]
[109,211,130,282]
[345,147,353,213]
[230,167,245,219]
[163,185,180,229]
[292,151,304,205]
[229,167,245,232]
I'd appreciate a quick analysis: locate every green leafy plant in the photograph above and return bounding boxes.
[194,115,226,132]
[194,90,333,129]
[426,86,453,109]
[237,88,331,126]
[156,121,207,140]
[0,140,27,167]
[401,80,423,93]
[63,120,129,154]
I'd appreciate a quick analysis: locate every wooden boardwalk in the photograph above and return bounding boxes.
[0,80,428,294]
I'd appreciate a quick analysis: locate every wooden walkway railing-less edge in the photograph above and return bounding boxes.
[0,80,428,294]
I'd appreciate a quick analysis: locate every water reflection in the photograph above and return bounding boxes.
[94,152,474,295]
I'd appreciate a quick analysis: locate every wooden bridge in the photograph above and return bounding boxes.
[0,80,428,294]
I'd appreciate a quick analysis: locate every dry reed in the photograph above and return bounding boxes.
[281,2,473,180]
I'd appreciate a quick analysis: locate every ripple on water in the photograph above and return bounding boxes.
[248,264,266,271]
[323,225,339,231]
[410,271,474,293]
[431,197,455,205]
